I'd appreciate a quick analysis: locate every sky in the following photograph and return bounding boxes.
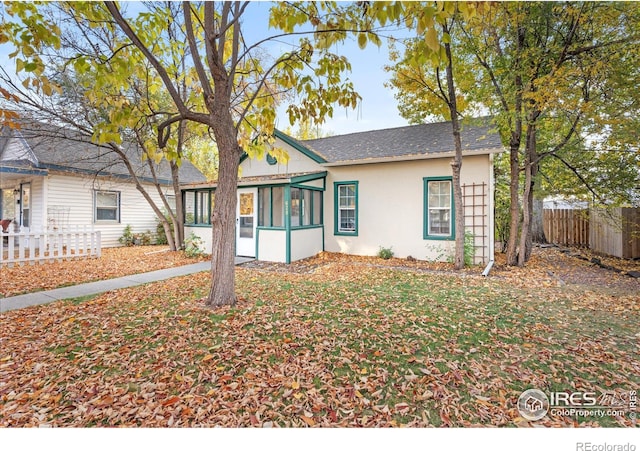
[243,2,411,136]
[0,1,411,137]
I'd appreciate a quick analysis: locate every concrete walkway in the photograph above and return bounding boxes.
[0,257,253,313]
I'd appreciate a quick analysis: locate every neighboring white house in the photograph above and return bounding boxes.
[183,119,504,265]
[0,121,206,247]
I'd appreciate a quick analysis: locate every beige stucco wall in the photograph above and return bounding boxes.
[240,140,324,177]
[257,229,287,262]
[324,154,493,262]
[237,138,495,264]
[290,227,323,261]
[185,226,213,255]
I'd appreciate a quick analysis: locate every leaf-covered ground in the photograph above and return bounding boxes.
[0,246,208,298]
[1,249,638,427]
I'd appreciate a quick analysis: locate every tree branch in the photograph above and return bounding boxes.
[548,153,604,203]
[104,1,188,118]
[182,1,214,105]
[227,2,243,99]
[536,112,582,163]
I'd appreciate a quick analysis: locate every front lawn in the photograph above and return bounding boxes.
[0,257,638,427]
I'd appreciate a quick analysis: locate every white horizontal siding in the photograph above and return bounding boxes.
[46,173,174,247]
[28,177,45,232]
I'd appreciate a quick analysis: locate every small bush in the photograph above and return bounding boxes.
[184,232,205,258]
[156,220,168,245]
[118,225,135,247]
[134,230,153,246]
[464,231,475,266]
[155,211,175,245]
[377,246,394,260]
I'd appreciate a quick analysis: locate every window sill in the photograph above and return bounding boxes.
[424,235,455,241]
[335,231,358,237]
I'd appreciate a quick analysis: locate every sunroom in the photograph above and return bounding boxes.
[182,171,326,263]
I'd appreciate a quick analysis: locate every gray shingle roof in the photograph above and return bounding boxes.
[1,120,206,184]
[300,118,503,164]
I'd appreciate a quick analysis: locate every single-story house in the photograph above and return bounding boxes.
[182,119,504,265]
[0,120,206,247]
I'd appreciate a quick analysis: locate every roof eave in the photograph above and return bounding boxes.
[0,164,49,176]
[321,147,505,167]
[274,130,328,164]
[43,164,173,186]
[181,171,328,190]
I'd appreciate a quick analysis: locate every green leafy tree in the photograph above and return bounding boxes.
[100,1,396,307]
[284,119,334,140]
[386,2,487,269]
[0,2,193,251]
[1,1,472,302]
[460,2,640,265]
[0,2,63,126]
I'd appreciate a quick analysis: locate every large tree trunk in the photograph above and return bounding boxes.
[505,23,526,267]
[206,84,241,307]
[505,141,521,265]
[207,138,239,307]
[531,196,546,244]
[518,163,532,266]
[518,122,536,266]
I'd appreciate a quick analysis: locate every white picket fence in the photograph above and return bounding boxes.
[1,226,101,267]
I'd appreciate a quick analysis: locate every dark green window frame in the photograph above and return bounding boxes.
[291,186,323,228]
[260,185,322,229]
[423,176,455,240]
[183,189,213,226]
[258,186,285,228]
[334,181,358,236]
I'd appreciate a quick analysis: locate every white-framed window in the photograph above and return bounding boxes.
[94,190,120,222]
[424,178,453,239]
[334,181,358,235]
[166,195,176,214]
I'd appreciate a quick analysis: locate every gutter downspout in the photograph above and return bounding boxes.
[482,259,494,277]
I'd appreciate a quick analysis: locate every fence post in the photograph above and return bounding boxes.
[95,231,102,257]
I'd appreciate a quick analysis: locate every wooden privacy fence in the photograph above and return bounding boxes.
[590,207,640,259]
[543,209,589,247]
[1,227,101,267]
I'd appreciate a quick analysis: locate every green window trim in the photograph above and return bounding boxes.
[423,176,455,240]
[183,189,214,226]
[266,154,278,165]
[334,181,358,236]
